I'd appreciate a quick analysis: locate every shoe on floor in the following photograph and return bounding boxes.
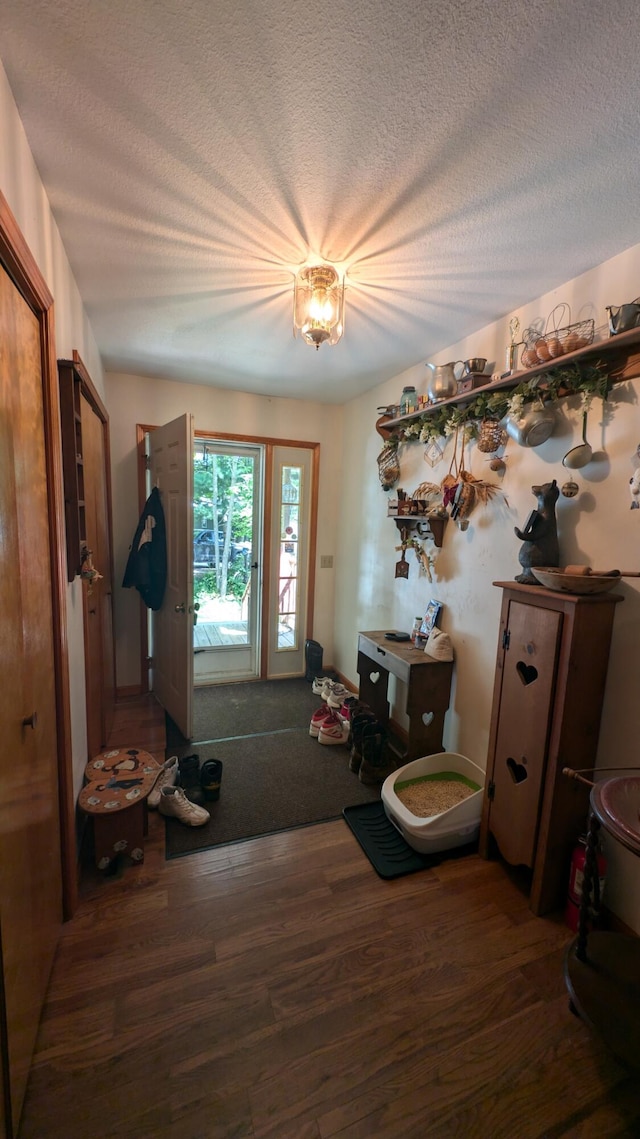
[311,675,334,695]
[148,755,179,809]
[318,711,350,746]
[178,754,206,806]
[158,785,210,826]
[359,726,396,785]
[309,704,338,737]
[349,711,378,772]
[200,758,223,801]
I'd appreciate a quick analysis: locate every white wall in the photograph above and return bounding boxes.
[335,244,640,934]
[105,372,343,689]
[0,60,104,802]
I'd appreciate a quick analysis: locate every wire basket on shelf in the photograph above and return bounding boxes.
[521,305,594,368]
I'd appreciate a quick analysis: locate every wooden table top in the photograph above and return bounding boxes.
[79,748,161,815]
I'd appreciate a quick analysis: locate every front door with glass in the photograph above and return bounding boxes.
[193,439,263,682]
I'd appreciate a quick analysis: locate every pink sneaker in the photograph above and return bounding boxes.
[309,704,336,738]
[318,711,350,746]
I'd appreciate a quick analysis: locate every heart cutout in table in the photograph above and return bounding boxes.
[369,671,380,684]
[422,711,434,727]
[506,757,528,784]
[516,661,538,686]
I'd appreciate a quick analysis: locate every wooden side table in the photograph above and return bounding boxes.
[357,631,453,761]
[79,748,160,870]
[563,776,640,1069]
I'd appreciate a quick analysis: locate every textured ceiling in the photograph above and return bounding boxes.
[2,0,640,403]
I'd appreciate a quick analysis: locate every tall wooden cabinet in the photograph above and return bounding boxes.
[479,582,623,915]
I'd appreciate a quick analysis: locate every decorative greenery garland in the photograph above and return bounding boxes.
[391,360,611,445]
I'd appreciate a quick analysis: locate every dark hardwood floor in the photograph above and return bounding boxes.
[17,695,640,1138]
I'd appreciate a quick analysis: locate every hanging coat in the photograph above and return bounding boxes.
[122,487,167,610]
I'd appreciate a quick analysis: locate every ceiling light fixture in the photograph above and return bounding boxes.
[293,263,345,350]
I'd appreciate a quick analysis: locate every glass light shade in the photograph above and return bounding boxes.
[293,263,345,349]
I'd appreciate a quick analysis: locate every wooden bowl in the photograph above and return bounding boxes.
[531,567,620,594]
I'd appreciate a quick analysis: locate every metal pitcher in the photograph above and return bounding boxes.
[425,360,462,400]
[606,298,640,335]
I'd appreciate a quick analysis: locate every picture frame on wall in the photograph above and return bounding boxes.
[420,599,442,638]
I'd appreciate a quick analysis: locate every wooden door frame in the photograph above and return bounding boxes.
[0,190,77,919]
[67,351,117,749]
[135,425,319,690]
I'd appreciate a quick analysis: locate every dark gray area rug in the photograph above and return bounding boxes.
[164,678,379,858]
[190,677,323,742]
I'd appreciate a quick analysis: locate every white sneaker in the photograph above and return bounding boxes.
[311,675,333,695]
[316,679,349,703]
[147,755,179,809]
[158,785,210,826]
[318,712,350,746]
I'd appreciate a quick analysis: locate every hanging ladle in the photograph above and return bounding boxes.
[562,411,593,469]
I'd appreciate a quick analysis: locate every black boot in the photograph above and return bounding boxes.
[359,725,396,786]
[349,711,377,773]
[200,759,223,802]
[178,754,206,806]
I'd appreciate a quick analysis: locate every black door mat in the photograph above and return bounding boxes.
[343,801,441,879]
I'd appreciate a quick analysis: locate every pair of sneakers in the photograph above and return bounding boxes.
[309,694,362,746]
[310,705,349,746]
[148,754,210,826]
[149,753,223,826]
[311,676,350,706]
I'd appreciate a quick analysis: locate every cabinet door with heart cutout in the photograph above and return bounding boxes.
[489,601,562,868]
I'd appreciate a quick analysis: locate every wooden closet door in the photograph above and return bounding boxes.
[489,601,562,868]
[0,264,62,1134]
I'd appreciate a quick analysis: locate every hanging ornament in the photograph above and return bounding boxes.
[394,545,410,578]
[423,439,444,467]
[561,480,579,498]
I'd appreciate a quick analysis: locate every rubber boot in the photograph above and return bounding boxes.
[200,759,223,802]
[178,754,206,806]
[349,712,377,773]
[359,726,396,786]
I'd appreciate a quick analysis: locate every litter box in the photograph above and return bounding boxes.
[381,752,485,854]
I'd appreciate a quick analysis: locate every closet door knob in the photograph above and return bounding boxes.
[22,712,38,730]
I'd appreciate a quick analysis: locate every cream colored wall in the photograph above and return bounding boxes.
[0,60,104,802]
[105,372,343,690]
[336,243,640,934]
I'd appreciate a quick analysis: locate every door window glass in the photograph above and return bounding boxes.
[278,465,301,649]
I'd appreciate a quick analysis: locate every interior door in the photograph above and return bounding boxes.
[0,262,62,1135]
[149,414,194,739]
[266,446,313,678]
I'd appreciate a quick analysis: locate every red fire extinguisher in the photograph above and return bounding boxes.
[565,834,607,933]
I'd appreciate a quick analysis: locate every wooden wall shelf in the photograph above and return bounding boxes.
[391,515,446,547]
[381,326,640,430]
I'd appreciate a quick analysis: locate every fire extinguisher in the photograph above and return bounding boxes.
[565,833,607,933]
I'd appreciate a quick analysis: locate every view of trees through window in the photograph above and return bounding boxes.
[193,445,254,606]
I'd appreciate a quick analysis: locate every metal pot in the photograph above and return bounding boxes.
[502,400,557,447]
[606,299,640,335]
[462,357,487,374]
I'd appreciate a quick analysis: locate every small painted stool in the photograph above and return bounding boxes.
[79,748,161,870]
